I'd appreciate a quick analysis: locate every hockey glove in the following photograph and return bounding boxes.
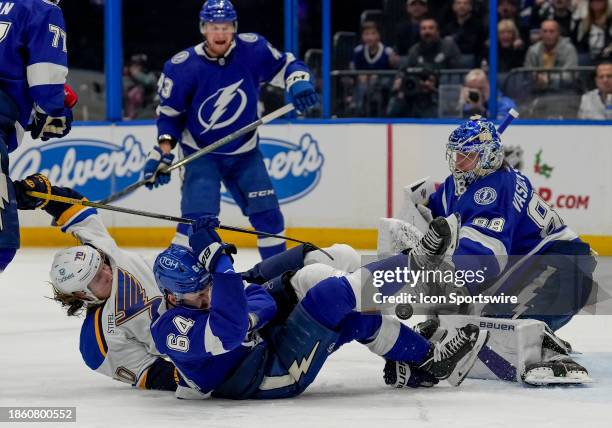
[288,80,319,113]
[30,107,73,141]
[143,146,175,189]
[384,360,439,388]
[13,173,52,210]
[189,215,236,272]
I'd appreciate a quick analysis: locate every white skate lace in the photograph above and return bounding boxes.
[413,228,443,257]
[433,328,468,362]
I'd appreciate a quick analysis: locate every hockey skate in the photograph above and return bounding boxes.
[522,354,592,386]
[414,317,448,343]
[408,214,460,270]
[385,323,489,387]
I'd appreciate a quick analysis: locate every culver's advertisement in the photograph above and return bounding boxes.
[10,136,146,201]
[221,133,324,205]
[11,124,388,229]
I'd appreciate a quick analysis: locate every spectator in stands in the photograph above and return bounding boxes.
[578,61,612,118]
[405,18,462,69]
[499,0,531,42]
[572,0,612,63]
[348,21,399,116]
[395,0,430,57]
[387,66,439,117]
[123,54,157,120]
[443,0,485,59]
[459,68,517,119]
[495,19,527,72]
[524,19,578,67]
[530,0,575,37]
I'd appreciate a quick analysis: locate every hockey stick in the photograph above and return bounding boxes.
[497,108,519,134]
[27,190,333,260]
[99,103,296,204]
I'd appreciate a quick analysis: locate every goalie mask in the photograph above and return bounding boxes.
[446,116,503,195]
[50,246,105,304]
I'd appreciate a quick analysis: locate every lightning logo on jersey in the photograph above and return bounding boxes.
[197,79,247,134]
[259,342,320,390]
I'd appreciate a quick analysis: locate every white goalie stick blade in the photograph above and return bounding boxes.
[377,218,424,256]
[447,329,490,387]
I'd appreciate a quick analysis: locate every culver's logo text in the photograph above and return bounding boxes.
[10,136,145,201]
[222,133,324,205]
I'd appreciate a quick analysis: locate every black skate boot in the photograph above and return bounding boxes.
[418,323,489,386]
[522,355,592,386]
[407,214,460,270]
[414,317,448,343]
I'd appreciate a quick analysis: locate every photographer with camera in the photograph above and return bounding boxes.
[459,69,517,119]
[387,66,439,117]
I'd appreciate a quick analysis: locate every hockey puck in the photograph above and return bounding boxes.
[395,303,413,320]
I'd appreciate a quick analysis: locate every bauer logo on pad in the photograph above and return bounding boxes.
[221,133,324,205]
[10,135,146,201]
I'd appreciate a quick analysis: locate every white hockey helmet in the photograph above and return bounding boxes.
[50,246,104,304]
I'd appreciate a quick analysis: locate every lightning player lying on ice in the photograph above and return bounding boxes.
[144,0,319,260]
[0,0,74,274]
[379,116,596,385]
[151,215,489,399]
[11,176,179,391]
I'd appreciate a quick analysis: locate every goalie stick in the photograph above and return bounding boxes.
[99,103,296,204]
[27,190,333,260]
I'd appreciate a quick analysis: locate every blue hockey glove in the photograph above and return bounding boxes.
[13,173,52,210]
[29,108,73,141]
[288,80,319,113]
[143,146,175,190]
[189,215,236,272]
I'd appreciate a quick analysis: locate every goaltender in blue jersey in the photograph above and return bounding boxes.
[143,0,319,260]
[0,0,74,274]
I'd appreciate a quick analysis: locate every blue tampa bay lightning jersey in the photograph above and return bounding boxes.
[0,0,68,152]
[156,33,310,156]
[428,167,579,282]
[151,272,276,398]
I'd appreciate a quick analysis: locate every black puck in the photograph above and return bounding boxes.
[395,303,413,320]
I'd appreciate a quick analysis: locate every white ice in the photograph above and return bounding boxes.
[1,248,611,428]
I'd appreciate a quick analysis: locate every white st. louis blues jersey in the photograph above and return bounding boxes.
[156,33,310,156]
[0,0,68,152]
[56,205,167,387]
[428,167,580,283]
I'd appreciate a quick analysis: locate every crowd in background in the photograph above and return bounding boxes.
[344,0,612,119]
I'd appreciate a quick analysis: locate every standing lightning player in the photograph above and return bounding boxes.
[144,0,319,259]
[404,116,596,384]
[0,0,74,274]
[150,215,489,400]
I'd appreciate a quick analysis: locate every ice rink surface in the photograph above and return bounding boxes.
[1,248,611,428]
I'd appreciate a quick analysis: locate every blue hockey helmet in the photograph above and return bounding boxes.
[446,115,503,192]
[154,245,211,303]
[200,0,238,24]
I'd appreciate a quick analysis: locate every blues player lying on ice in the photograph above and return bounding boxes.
[151,215,489,399]
[143,0,319,260]
[378,116,597,385]
[0,0,74,274]
[10,178,179,391]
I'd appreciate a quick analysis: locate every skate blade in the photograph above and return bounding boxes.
[522,369,594,386]
[447,329,490,387]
